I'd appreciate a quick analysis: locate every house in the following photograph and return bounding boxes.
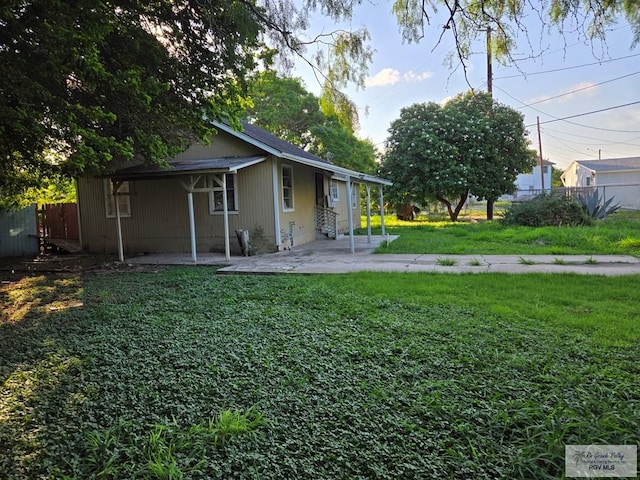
[561,157,640,210]
[76,120,391,262]
[501,159,554,200]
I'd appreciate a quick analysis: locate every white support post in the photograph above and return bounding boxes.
[346,175,355,253]
[379,185,386,237]
[365,183,372,244]
[187,190,197,263]
[221,174,230,262]
[114,181,124,262]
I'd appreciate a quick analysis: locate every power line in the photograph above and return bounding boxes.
[526,101,640,127]
[494,53,640,80]
[524,71,640,107]
[495,85,640,133]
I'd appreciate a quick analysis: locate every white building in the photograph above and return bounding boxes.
[561,157,640,210]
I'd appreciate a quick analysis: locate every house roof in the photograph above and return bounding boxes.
[110,155,266,180]
[575,157,640,172]
[214,120,392,186]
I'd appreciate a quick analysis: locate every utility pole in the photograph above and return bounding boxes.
[537,116,545,191]
[485,25,495,219]
[487,26,492,96]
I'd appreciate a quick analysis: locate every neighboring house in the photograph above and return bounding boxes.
[501,160,554,200]
[561,157,640,210]
[76,120,391,261]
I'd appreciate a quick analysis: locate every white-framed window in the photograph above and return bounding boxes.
[208,173,238,214]
[104,180,131,218]
[543,166,549,174]
[351,183,359,209]
[282,164,294,211]
[330,180,339,202]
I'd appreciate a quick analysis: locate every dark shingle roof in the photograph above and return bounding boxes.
[578,157,640,172]
[234,121,332,165]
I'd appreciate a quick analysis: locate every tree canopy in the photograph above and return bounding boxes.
[2,0,635,206]
[245,71,376,174]
[380,92,536,221]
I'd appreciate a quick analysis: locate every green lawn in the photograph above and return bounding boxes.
[2,268,638,479]
[358,210,640,255]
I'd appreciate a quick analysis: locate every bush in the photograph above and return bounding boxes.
[501,193,591,227]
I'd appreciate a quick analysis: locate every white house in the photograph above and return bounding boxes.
[501,159,554,200]
[561,157,640,210]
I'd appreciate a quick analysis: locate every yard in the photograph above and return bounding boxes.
[360,209,640,255]
[1,263,638,479]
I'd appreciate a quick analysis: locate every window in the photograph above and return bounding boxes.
[209,174,237,214]
[543,166,549,174]
[104,180,131,217]
[351,183,359,209]
[282,164,294,211]
[330,180,339,202]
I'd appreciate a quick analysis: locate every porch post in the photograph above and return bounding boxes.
[346,175,355,253]
[113,180,124,262]
[379,185,386,237]
[365,183,372,244]
[187,189,197,263]
[221,174,230,262]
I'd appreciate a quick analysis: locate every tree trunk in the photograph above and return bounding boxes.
[437,190,469,221]
[486,198,495,220]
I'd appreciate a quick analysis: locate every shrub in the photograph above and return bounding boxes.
[501,193,591,227]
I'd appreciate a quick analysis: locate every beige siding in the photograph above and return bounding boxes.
[332,179,362,234]
[175,130,262,160]
[278,160,317,247]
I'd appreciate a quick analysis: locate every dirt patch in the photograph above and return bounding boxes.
[0,253,161,279]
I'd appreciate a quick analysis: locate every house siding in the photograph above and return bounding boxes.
[78,159,281,255]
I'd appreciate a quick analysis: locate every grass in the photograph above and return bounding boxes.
[2,267,639,479]
[362,210,640,255]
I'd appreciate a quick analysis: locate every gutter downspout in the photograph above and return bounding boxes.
[272,157,281,249]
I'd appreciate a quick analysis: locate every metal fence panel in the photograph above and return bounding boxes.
[0,205,39,257]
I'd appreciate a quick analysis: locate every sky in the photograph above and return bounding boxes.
[291,2,640,171]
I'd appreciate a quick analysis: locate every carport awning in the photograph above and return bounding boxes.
[108,155,266,180]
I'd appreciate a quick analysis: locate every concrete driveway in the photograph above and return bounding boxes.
[125,235,640,276]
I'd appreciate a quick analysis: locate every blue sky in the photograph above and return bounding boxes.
[292,3,640,170]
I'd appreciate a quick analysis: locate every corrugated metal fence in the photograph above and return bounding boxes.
[0,204,39,257]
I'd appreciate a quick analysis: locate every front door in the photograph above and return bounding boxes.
[315,173,324,207]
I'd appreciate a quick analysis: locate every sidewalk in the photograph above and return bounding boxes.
[126,236,640,276]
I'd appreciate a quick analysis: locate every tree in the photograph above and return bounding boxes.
[391,0,639,76]
[1,0,268,203]
[380,91,535,221]
[552,166,564,187]
[0,1,373,206]
[245,72,376,174]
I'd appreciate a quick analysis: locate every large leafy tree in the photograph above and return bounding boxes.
[380,92,535,221]
[0,0,265,201]
[245,72,376,174]
[0,1,373,205]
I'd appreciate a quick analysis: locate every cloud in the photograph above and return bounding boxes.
[365,68,433,87]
